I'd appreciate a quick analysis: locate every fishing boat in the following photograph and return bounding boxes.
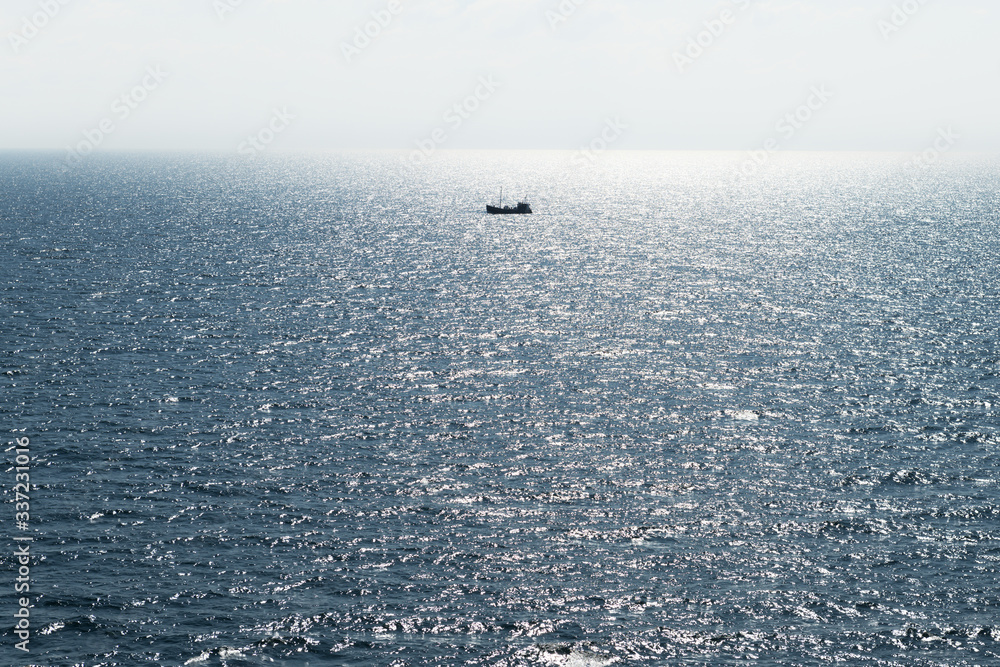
[486,187,532,214]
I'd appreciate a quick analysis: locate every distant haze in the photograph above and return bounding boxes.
[3,0,998,154]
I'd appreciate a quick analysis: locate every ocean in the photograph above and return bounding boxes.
[3,150,1000,666]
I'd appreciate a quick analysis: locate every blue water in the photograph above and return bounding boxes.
[3,151,1000,666]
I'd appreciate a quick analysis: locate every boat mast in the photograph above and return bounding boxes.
[500,187,503,208]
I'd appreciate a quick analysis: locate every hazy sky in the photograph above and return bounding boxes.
[2,0,998,154]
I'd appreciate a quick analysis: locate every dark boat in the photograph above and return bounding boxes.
[486,187,532,215]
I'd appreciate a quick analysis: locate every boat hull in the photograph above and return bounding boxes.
[486,203,532,214]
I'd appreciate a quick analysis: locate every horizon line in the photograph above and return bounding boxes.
[1,148,997,155]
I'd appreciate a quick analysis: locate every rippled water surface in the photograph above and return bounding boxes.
[3,151,1000,666]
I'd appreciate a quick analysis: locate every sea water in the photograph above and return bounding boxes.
[2,151,1000,665]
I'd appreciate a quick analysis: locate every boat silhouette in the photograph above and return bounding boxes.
[486,187,532,214]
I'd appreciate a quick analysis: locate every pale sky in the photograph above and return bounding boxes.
[2,0,998,153]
